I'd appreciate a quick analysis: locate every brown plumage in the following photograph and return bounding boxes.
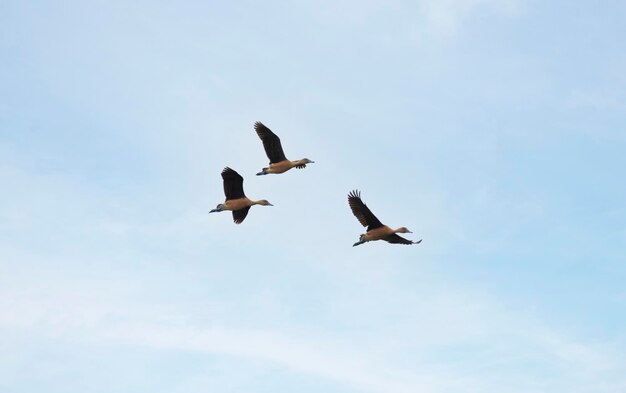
[348,190,422,247]
[254,122,314,175]
[209,167,273,224]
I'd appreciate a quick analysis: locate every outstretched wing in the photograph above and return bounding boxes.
[254,122,287,164]
[384,234,420,245]
[221,167,245,200]
[347,190,383,230]
[232,207,251,224]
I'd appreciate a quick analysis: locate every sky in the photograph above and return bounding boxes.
[1,0,626,392]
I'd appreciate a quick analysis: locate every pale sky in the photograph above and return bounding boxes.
[1,1,626,392]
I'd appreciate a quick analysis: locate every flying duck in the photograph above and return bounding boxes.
[348,190,422,247]
[209,167,273,224]
[254,121,314,175]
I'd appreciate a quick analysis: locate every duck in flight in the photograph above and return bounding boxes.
[209,167,273,224]
[348,190,422,247]
[254,121,314,175]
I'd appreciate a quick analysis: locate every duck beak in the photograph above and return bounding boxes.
[209,209,219,213]
[407,230,413,233]
[267,203,274,206]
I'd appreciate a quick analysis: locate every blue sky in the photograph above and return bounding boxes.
[1,1,625,392]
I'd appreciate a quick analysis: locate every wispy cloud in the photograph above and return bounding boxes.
[418,0,522,37]
[2,249,625,393]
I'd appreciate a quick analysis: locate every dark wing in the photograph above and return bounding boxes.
[384,234,419,245]
[221,167,245,200]
[232,207,251,224]
[347,190,384,230]
[254,122,287,163]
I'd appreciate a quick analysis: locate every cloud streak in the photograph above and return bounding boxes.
[2,250,625,393]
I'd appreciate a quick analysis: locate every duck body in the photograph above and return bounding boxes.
[258,158,313,175]
[360,225,396,242]
[217,197,262,211]
[355,225,420,246]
